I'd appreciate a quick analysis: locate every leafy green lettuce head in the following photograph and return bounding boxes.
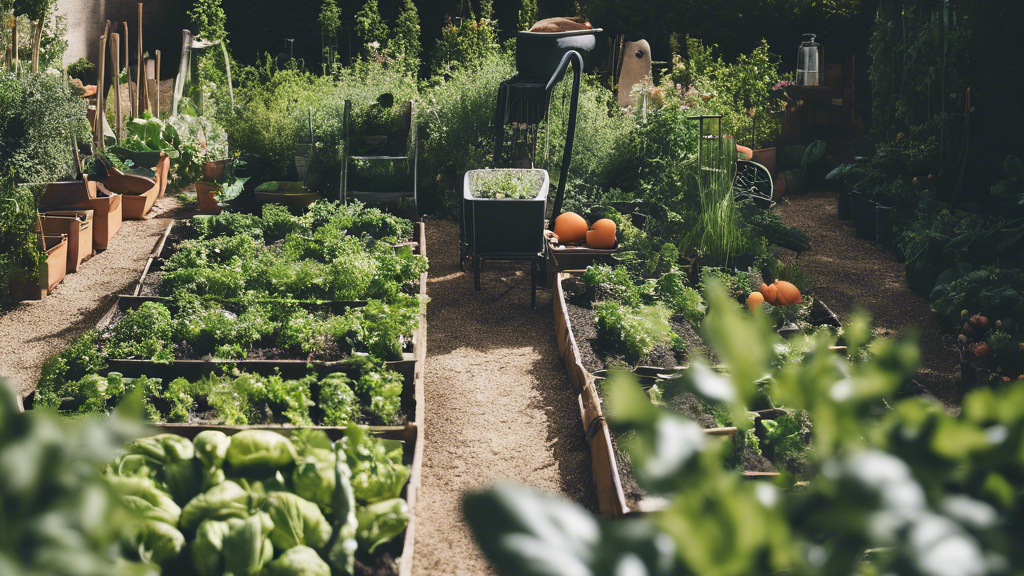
[264,545,331,576]
[265,492,333,551]
[356,498,409,554]
[226,430,297,471]
[194,430,231,490]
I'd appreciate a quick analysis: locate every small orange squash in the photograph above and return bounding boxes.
[746,291,765,311]
[586,218,617,249]
[774,281,802,306]
[553,212,588,244]
[760,282,779,306]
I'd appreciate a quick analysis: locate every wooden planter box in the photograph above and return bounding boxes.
[41,234,68,293]
[38,210,94,273]
[102,172,159,220]
[40,180,123,250]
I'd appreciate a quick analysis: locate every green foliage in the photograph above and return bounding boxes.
[67,57,96,83]
[467,170,542,199]
[0,73,90,183]
[667,38,783,148]
[584,263,645,308]
[354,0,388,55]
[759,410,811,476]
[159,202,423,303]
[418,50,514,216]
[0,382,152,576]
[595,301,672,362]
[519,0,538,30]
[431,12,500,76]
[100,428,408,571]
[699,267,756,302]
[770,260,812,294]
[104,302,175,362]
[391,0,421,77]
[655,270,706,324]
[467,282,1024,576]
[188,0,226,41]
[0,177,42,308]
[35,331,107,409]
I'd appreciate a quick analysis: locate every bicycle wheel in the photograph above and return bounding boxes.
[734,160,775,209]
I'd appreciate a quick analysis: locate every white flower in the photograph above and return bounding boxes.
[368,41,380,50]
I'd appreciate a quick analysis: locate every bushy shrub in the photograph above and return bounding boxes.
[0,73,90,183]
[419,50,515,216]
[0,177,42,307]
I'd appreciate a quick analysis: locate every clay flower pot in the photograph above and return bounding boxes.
[195,181,223,214]
[202,159,230,182]
[100,172,159,220]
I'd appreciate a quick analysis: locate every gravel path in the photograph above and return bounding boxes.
[412,219,597,575]
[774,191,961,409]
[0,196,187,397]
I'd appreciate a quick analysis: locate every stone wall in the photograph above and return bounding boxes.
[56,0,184,77]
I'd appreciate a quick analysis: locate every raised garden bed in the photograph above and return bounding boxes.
[554,272,826,517]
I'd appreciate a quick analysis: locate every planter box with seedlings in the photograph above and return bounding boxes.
[462,169,549,299]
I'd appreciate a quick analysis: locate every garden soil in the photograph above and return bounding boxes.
[413,219,597,575]
[775,191,961,411]
[0,196,188,397]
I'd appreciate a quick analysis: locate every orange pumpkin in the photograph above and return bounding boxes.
[774,281,802,306]
[586,218,617,249]
[760,282,779,306]
[553,212,588,244]
[746,291,765,311]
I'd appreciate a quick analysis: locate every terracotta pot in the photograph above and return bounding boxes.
[39,180,122,250]
[203,159,229,182]
[155,153,171,198]
[101,172,159,220]
[38,210,95,273]
[195,181,223,214]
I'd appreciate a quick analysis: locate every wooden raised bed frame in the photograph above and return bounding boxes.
[555,272,817,518]
[19,222,427,576]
